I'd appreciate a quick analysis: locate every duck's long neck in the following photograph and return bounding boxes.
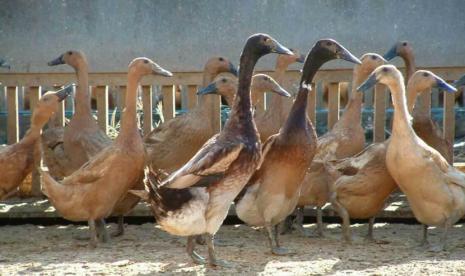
[403,54,416,81]
[73,63,92,116]
[117,74,140,139]
[268,61,289,111]
[390,80,415,138]
[401,54,430,119]
[223,50,257,132]
[339,66,365,123]
[21,110,53,144]
[281,50,323,134]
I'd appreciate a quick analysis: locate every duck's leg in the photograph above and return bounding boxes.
[419,224,429,247]
[265,224,290,255]
[280,215,294,235]
[315,206,324,237]
[365,217,375,241]
[292,207,311,237]
[96,219,109,243]
[330,195,351,243]
[111,216,125,237]
[186,236,206,265]
[88,220,98,248]
[428,221,450,252]
[206,233,231,268]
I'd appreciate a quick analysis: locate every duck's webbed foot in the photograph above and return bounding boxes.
[206,234,232,268]
[187,236,206,265]
[111,216,125,237]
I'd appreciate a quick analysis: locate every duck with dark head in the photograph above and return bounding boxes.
[131,33,293,267]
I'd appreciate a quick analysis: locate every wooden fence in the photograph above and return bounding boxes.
[0,66,463,147]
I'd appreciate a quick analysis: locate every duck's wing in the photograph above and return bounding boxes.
[79,130,111,159]
[256,134,277,170]
[162,134,244,189]
[421,146,465,189]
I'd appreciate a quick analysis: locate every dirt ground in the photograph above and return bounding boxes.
[0,222,464,275]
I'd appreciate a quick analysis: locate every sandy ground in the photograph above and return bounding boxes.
[0,222,464,275]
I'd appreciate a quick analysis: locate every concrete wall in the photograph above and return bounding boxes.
[1,0,464,73]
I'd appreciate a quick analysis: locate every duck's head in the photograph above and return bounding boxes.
[454,74,465,88]
[251,74,291,98]
[312,39,361,65]
[199,73,238,106]
[0,58,11,69]
[357,53,387,75]
[128,57,173,78]
[32,84,73,127]
[204,56,238,77]
[245,33,293,57]
[357,65,404,93]
[408,70,457,94]
[48,50,88,69]
[276,48,305,67]
[383,41,413,61]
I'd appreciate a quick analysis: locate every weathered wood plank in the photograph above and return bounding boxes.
[327,82,340,130]
[141,85,153,135]
[162,85,175,121]
[6,86,19,144]
[94,85,108,134]
[374,84,387,142]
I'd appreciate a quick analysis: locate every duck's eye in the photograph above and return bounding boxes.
[218,57,224,61]
[423,72,429,77]
[144,60,149,64]
[68,51,73,55]
[289,48,294,52]
[221,78,227,83]
[371,55,378,60]
[402,42,408,46]
[264,77,269,81]
[382,67,390,73]
[326,42,332,46]
[263,37,269,43]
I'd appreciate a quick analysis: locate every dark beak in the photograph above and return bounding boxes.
[296,54,305,63]
[151,63,173,77]
[272,86,292,98]
[383,44,398,61]
[357,73,378,93]
[229,62,239,77]
[435,77,457,93]
[48,55,65,66]
[454,74,465,88]
[55,84,74,101]
[197,82,218,95]
[271,39,294,56]
[337,45,362,65]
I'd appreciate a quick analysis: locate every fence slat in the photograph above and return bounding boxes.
[327,82,340,130]
[443,90,455,146]
[374,84,387,142]
[7,86,19,144]
[162,85,175,121]
[142,85,153,135]
[28,86,41,113]
[95,86,108,134]
[187,85,198,110]
[307,83,316,125]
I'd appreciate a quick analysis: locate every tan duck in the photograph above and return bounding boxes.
[144,57,238,175]
[0,86,71,199]
[130,34,293,267]
[42,50,111,179]
[255,49,305,142]
[235,39,361,255]
[40,57,173,247]
[358,64,461,251]
[292,53,386,237]
[384,42,453,163]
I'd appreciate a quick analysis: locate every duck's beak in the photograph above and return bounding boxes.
[48,55,65,66]
[197,82,218,95]
[55,84,74,101]
[229,62,239,77]
[296,54,305,63]
[383,44,398,61]
[357,73,378,93]
[152,63,173,77]
[454,74,465,88]
[336,45,362,65]
[271,86,292,98]
[271,39,294,56]
[435,77,457,93]
[0,59,11,69]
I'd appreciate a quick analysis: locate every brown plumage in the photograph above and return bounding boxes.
[40,58,173,248]
[131,34,293,267]
[294,53,386,236]
[236,39,361,255]
[144,57,238,175]
[384,41,453,163]
[0,87,71,199]
[254,49,305,142]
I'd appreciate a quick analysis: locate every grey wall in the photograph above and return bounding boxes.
[1,0,464,73]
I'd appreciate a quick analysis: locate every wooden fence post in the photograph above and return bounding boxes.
[187,85,198,110]
[443,90,455,149]
[7,86,19,144]
[95,85,108,134]
[162,85,175,121]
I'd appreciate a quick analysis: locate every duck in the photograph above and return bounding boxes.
[254,49,305,142]
[144,57,238,175]
[42,50,111,179]
[0,86,72,200]
[40,57,173,247]
[384,42,453,163]
[130,34,293,267]
[290,53,386,237]
[235,39,361,255]
[358,64,461,251]
[0,58,10,69]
